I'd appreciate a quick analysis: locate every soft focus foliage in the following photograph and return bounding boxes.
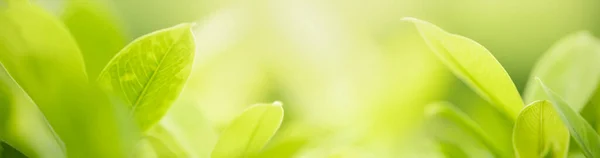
[2,0,600,157]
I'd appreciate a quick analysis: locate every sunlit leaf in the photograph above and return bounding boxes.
[524,32,600,112]
[61,0,127,79]
[0,2,135,157]
[538,78,600,157]
[425,102,507,157]
[403,17,523,120]
[211,102,284,158]
[513,100,569,158]
[97,23,196,131]
[0,66,65,158]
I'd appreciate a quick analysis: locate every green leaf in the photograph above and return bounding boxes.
[61,0,128,79]
[97,23,196,131]
[251,137,309,158]
[537,78,600,157]
[0,2,135,157]
[0,142,27,158]
[437,140,469,158]
[425,102,507,157]
[143,124,189,157]
[513,100,569,158]
[211,102,285,158]
[151,99,218,157]
[403,17,523,120]
[524,32,600,112]
[0,66,66,158]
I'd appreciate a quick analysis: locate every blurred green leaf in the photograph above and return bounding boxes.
[143,124,190,157]
[151,98,218,157]
[513,100,569,158]
[437,140,469,158]
[61,0,127,79]
[211,102,284,158]
[0,66,65,158]
[589,86,600,132]
[425,102,507,157]
[404,17,523,120]
[538,78,600,157]
[97,23,196,131]
[524,32,600,112]
[0,2,135,157]
[251,135,310,158]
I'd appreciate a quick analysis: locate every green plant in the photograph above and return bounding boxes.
[405,17,600,157]
[0,0,285,157]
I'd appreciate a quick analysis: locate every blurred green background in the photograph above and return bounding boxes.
[28,0,600,157]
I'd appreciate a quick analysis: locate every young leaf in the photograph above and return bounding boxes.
[211,102,285,158]
[538,78,600,157]
[0,2,135,157]
[97,23,196,131]
[524,32,600,112]
[513,100,569,158]
[403,17,523,120]
[61,0,127,79]
[425,102,507,157]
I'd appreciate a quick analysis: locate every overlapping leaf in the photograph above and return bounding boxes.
[62,0,128,79]
[538,78,600,157]
[0,1,134,157]
[524,32,600,111]
[513,100,569,158]
[403,17,523,120]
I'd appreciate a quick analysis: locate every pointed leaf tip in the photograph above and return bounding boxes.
[400,17,418,22]
[407,17,523,120]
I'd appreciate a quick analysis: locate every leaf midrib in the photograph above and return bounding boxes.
[538,103,545,157]
[241,107,269,156]
[130,32,187,114]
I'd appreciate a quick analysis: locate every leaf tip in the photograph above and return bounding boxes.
[272,101,283,107]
